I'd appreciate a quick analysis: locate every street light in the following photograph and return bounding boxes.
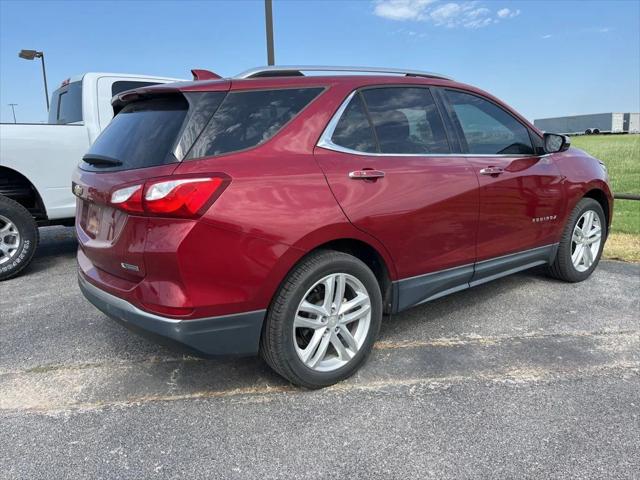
[264,0,275,66]
[8,104,18,123]
[18,49,50,111]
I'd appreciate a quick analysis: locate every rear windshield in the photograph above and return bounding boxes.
[187,87,323,159]
[48,81,83,124]
[82,96,188,171]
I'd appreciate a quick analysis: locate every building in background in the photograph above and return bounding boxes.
[534,113,640,135]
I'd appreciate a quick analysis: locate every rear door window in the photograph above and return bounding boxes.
[330,94,377,153]
[83,96,188,171]
[187,87,323,159]
[446,90,534,155]
[361,87,450,154]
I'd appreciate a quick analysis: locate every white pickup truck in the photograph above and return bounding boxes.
[0,72,183,280]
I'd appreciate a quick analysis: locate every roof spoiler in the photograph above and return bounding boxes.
[191,69,221,81]
[112,84,188,112]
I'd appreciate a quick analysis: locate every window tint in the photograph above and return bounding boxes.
[446,90,534,155]
[188,88,323,159]
[361,87,449,154]
[111,81,158,97]
[48,81,82,124]
[174,92,226,159]
[83,96,188,171]
[331,94,377,152]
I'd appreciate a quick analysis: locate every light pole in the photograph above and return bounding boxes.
[264,0,275,65]
[8,104,18,123]
[18,49,50,111]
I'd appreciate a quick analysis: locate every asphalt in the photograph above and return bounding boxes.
[1,226,639,479]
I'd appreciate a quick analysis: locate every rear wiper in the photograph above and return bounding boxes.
[82,154,123,167]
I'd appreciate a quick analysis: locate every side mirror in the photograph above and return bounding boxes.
[544,133,571,153]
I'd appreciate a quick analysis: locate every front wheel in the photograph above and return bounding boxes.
[547,198,606,282]
[260,250,382,388]
[0,195,39,281]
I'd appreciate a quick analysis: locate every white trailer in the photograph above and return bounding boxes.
[629,113,640,134]
[534,112,639,135]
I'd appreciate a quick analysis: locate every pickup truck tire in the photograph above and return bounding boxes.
[0,195,39,281]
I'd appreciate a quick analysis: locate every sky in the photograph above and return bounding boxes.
[0,0,638,123]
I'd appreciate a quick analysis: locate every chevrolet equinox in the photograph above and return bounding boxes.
[74,66,613,388]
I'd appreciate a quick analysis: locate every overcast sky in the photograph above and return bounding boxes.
[1,0,638,123]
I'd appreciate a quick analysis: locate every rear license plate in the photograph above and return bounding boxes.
[86,205,101,237]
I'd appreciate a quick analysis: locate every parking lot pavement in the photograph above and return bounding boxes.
[1,227,639,479]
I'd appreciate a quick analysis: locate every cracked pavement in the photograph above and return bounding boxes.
[1,226,639,479]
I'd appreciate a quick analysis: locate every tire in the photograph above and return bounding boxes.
[0,195,39,281]
[593,128,600,135]
[585,129,593,135]
[547,198,606,282]
[260,250,383,389]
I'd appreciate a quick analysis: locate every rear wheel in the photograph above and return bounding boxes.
[547,198,606,282]
[260,250,382,388]
[0,195,39,281]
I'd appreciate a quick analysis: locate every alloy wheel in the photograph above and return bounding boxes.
[571,210,602,272]
[293,273,372,372]
[0,215,21,266]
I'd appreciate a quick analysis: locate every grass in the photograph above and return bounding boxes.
[570,134,639,261]
[602,232,640,262]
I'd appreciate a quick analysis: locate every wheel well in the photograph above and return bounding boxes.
[313,238,393,314]
[0,167,46,220]
[584,189,610,230]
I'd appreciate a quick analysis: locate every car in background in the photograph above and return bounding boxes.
[0,72,183,280]
[74,66,613,388]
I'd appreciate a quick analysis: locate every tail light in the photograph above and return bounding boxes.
[110,185,143,213]
[110,175,229,218]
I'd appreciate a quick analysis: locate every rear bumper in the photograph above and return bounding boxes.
[78,274,265,356]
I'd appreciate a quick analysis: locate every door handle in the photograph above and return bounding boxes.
[479,166,504,176]
[349,169,385,180]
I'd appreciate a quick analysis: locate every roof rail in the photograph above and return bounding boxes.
[234,65,453,81]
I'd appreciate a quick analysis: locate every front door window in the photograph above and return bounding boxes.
[446,89,534,155]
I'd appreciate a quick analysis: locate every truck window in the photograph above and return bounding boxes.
[48,81,83,124]
[111,81,159,97]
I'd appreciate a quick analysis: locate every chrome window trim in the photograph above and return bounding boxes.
[235,65,453,81]
[316,91,550,159]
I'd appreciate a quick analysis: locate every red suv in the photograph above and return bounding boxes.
[74,66,612,388]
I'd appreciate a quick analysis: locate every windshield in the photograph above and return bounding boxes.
[48,81,83,124]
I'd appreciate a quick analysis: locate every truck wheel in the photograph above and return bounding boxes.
[0,195,39,281]
[593,128,600,135]
[584,129,593,135]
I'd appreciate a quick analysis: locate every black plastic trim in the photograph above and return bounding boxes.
[471,244,558,286]
[392,244,558,313]
[78,274,265,357]
[394,264,474,312]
